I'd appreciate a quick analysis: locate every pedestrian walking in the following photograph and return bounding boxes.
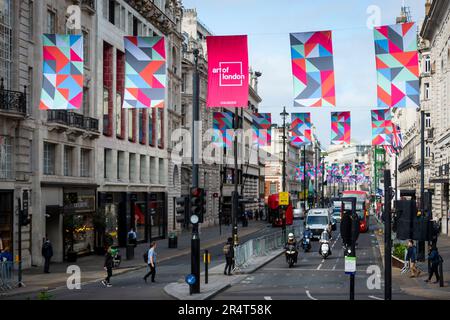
[406,240,420,278]
[223,237,234,275]
[143,242,157,283]
[41,236,53,273]
[102,247,114,287]
[128,228,137,247]
[425,245,441,284]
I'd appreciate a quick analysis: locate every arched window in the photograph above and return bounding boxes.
[173,165,179,187]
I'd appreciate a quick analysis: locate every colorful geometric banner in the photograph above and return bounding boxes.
[331,111,350,145]
[251,113,272,146]
[291,113,312,146]
[123,36,166,109]
[40,34,83,110]
[341,163,352,177]
[290,31,336,107]
[371,109,393,145]
[206,35,249,107]
[213,111,234,148]
[295,165,305,181]
[374,22,419,108]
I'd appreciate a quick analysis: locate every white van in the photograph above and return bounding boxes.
[305,208,331,239]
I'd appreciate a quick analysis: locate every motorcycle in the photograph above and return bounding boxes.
[302,235,311,252]
[319,241,331,259]
[319,231,331,259]
[285,244,298,268]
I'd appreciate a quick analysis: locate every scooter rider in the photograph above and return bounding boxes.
[303,226,313,240]
[319,229,331,255]
[285,233,299,263]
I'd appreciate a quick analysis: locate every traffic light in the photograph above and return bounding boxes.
[19,191,30,226]
[190,187,205,224]
[175,196,188,225]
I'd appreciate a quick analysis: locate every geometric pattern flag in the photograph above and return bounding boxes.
[331,111,351,145]
[371,108,393,145]
[123,36,166,109]
[341,163,352,177]
[252,113,272,146]
[374,22,419,108]
[306,162,315,178]
[212,111,234,148]
[291,113,312,146]
[40,34,83,110]
[290,31,336,107]
[295,165,305,181]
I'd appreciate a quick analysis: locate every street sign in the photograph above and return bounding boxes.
[279,192,289,205]
[345,256,356,274]
[185,274,196,285]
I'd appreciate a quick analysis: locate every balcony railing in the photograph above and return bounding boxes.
[0,84,27,115]
[47,110,99,133]
[84,117,99,132]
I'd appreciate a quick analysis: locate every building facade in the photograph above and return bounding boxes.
[0,0,34,267]
[420,0,450,235]
[95,0,183,249]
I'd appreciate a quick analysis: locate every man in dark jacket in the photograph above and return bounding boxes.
[425,245,441,283]
[41,237,53,273]
[102,247,114,287]
[223,237,234,275]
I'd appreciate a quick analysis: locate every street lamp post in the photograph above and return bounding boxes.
[280,107,288,242]
[191,48,200,293]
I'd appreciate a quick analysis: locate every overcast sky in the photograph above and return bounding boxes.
[182,0,425,150]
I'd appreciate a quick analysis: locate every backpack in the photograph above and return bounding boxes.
[143,252,148,263]
[223,244,231,256]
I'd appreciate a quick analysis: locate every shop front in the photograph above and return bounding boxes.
[98,191,167,248]
[63,188,96,258]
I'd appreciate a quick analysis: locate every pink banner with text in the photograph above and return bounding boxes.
[206,35,249,108]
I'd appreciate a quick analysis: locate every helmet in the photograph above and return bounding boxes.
[288,233,294,239]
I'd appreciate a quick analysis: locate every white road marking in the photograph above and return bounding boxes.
[306,290,318,300]
[317,263,322,270]
[369,295,383,300]
[264,296,272,300]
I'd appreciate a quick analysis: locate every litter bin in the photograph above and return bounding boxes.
[126,244,134,260]
[168,233,178,248]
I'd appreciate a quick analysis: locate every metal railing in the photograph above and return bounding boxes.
[234,225,300,270]
[0,88,27,114]
[47,110,99,132]
[0,262,16,291]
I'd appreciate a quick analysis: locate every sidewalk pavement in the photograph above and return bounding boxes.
[1,220,268,299]
[373,214,450,300]
[164,249,284,300]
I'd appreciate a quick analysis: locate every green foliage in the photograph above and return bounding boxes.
[393,243,407,260]
[37,290,52,300]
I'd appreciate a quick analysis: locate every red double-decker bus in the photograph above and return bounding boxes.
[267,194,293,227]
[342,190,370,233]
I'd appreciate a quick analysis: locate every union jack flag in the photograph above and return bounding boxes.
[385,124,403,156]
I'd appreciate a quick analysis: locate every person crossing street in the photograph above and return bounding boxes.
[143,242,157,283]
